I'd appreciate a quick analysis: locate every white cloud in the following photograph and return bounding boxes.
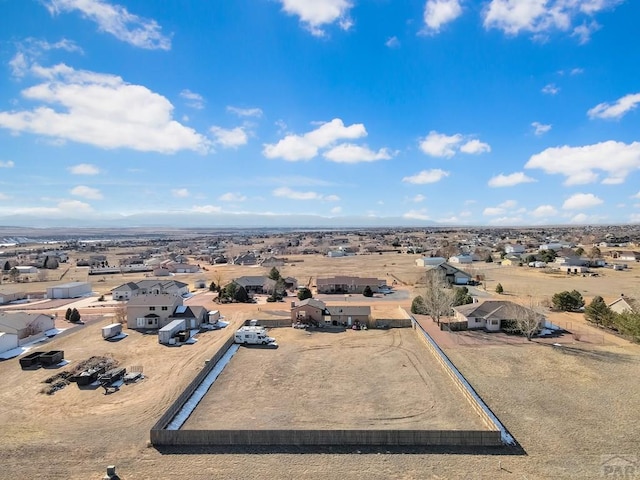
[0,63,210,154]
[488,216,524,225]
[385,36,400,48]
[571,67,584,75]
[570,213,589,224]
[402,169,450,184]
[330,206,342,214]
[171,188,190,198]
[403,210,430,221]
[278,0,353,37]
[483,199,518,216]
[0,161,15,168]
[273,187,322,200]
[191,204,222,214]
[210,126,249,149]
[632,192,640,200]
[630,213,640,223]
[323,144,392,163]
[0,193,10,201]
[460,139,491,154]
[219,192,247,202]
[531,204,558,217]
[419,131,462,157]
[10,38,83,78]
[572,21,600,44]
[482,0,621,41]
[226,106,263,118]
[588,93,640,120]
[413,194,426,203]
[562,193,603,210]
[263,118,366,161]
[542,83,559,95]
[488,172,536,187]
[68,163,100,175]
[525,141,640,185]
[419,131,490,157]
[271,187,340,202]
[423,0,463,33]
[44,0,171,50]
[70,185,103,200]
[180,89,205,109]
[532,121,552,135]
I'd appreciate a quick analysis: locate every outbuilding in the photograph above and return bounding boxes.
[46,282,92,299]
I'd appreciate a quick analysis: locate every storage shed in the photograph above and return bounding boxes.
[46,282,92,299]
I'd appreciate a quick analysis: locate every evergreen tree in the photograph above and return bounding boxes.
[69,308,81,323]
[411,295,427,315]
[65,307,72,320]
[234,286,249,303]
[495,283,504,294]
[268,267,281,281]
[584,296,614,327]
[363,285,373,297]
[297,287,313,301]
[452,286,473,306]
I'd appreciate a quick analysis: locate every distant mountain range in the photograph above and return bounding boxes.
[0,212,438,230]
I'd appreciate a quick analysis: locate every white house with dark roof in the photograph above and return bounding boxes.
[126,293,183,330]
[453,300,545,332]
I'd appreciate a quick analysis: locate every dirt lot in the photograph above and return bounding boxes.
[184,328,485,431]
[1,252,640,479]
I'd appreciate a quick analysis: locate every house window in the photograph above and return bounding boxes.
[148,318,154,325]
[161,306,168,311]
[149,306,156,311]
[491,320,499,325]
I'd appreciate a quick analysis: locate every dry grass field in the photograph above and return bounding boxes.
[183,328,485,431]
[1,252,640,479]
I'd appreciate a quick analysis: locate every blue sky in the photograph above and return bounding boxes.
[1,0,640,227]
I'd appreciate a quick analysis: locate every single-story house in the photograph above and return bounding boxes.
[617,251,640,262]
[0,312,55,350]
[0,290,26,305]
[166,262,200,274]
[316,276,385,294]
[608,296,637,314]
[326,305,371,326]
[501,257,522,267]
[233,276,276,295]
[46,282,92,299]
[126,293,183,330]
[453,300,545,332]
[260,257,286,267]
[0,331,18,355]
[424,262,472,285]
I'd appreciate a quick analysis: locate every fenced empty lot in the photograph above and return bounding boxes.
[182,327,487,431]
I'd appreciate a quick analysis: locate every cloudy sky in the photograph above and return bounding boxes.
[1,0,639,227]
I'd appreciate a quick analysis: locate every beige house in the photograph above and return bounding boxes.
[0,312,55,343]
[453,300,545,333]
[608,296,637,314]
[126,294,183,330]
[291,299,371,327]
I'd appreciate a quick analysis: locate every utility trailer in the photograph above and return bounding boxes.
[19,351,44,368]
[158,319,186,345]
[102,323,122,340]
[99,367,126,394]
[39,350,64,366]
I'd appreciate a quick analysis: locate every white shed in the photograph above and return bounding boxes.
[47,282,92,299]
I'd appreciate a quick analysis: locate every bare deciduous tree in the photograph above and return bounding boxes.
[515,297,545,341]
[422,269,454,325]
[114,301,127,325]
